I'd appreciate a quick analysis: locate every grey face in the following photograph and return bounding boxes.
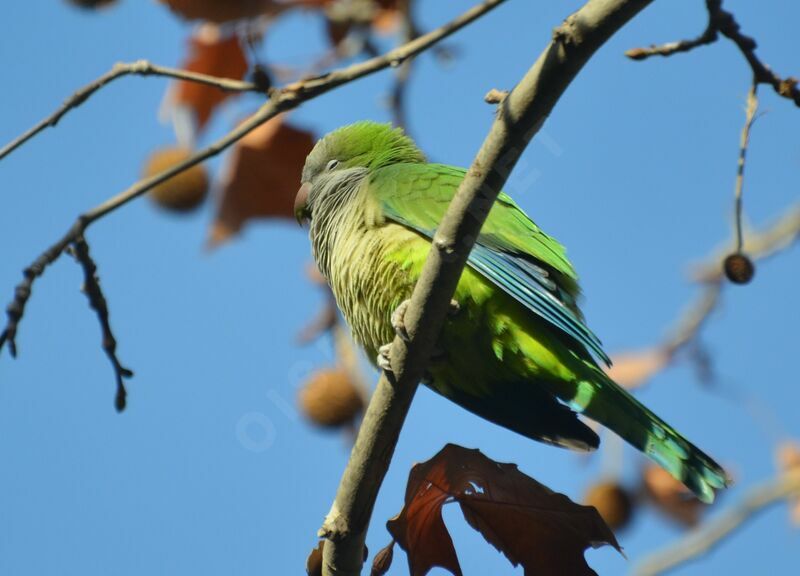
[295,137,340,223]
[295,140,367,224]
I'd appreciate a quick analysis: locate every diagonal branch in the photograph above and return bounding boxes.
[626,0,800,106]
[633,471,800,576]
[318,1,656,574]
[0,0,508,392]
[0,60,260,161]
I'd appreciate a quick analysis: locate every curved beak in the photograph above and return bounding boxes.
[294,182,311,226]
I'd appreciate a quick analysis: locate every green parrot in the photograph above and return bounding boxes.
[295,121,729,502]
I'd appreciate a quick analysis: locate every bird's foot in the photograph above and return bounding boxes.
[391,298,460,342]
[377,343,394,372]
[391,300,412,342]
[377,343,436,382]
[378,298,460,378]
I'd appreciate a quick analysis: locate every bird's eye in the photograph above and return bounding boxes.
[326,159,339,171]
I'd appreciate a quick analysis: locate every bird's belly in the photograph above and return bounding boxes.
[327,224,422,359]
[326,223,580,401]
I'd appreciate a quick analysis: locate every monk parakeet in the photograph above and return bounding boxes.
[295,121,728,502]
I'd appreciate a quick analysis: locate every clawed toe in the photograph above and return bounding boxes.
[377,343,393,372]
[391,298,460,343]
[380,298,460,378]
[447,299,460,317]
[391,299,412,342]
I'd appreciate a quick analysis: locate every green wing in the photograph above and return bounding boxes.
[368,163,609,365]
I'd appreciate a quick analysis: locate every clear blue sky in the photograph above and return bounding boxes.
[1,1,798,575]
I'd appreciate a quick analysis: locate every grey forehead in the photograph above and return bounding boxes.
[301,140,331,182]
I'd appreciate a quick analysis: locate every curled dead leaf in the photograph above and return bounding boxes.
[172,26,249,132]
[387,444,622,576]
[606,348,669,390]
[370,541,395,576]
[209,114,314,246]
[306,540,324,576]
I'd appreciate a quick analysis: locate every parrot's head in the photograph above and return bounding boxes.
[295,121,425,224]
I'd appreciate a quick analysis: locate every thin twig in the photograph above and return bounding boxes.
[733,83,759,253]
[615,204,800,391]
[0,1,508,397]
[625,1,718,60]
[663,282,721,357]
[0,60,259,161]
[318,1,656,574]
[692,203,800,284]
[633,471,800,576]
[626,0,800,106]
[70,236,132,412]
[387,0,417,130]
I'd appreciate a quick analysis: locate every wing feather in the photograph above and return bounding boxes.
[369,163,610,365]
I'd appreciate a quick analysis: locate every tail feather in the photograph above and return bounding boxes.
[557,363,730,503]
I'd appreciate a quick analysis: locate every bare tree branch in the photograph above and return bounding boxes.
[692,204,800,284]
[318,1,657,574]
[633,471,800,576]
[625,0,718,60]
[610,202,800,392]
[627,1,800,106]
[0,60,260,161]
[387,0,417,130]
[728,83,760,257]
[70,236,132,412]
[0,0,508,397]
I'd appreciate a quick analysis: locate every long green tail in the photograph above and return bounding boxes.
[560,361,730,503]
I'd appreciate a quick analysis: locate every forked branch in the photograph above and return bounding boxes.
[0,60,259,161]
[626,0,800,106]
[0,0,509,407]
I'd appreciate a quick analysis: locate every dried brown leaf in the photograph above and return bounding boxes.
[173,27,249,132]
[209,114,314,246]
[306,540,324,576]
[370,541,395,576]
[387,444,621,576]
[372,7,400,35]
[159,0,284,23]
